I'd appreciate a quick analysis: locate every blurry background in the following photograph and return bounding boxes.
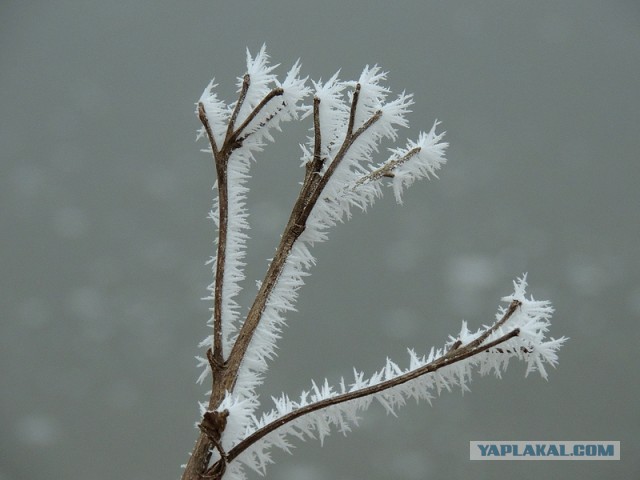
[1,1,638,479]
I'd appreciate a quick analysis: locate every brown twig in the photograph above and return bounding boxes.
[182,77,304,480]
[226,74,250,139]
[204,306,523,475]
[197,102,228,369]
[182,104,232,480]
[353,147,422,187]
[230,87,284,146]
[304,96,324,182]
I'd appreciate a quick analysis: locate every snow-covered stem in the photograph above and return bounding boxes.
[197,103,226,369]
[197,79,287,372]
[184,50,306,478]
[210,302,522,473]
[354,146,421,186]
[181,47,565,480]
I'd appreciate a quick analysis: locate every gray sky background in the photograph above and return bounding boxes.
[1,1,639,479]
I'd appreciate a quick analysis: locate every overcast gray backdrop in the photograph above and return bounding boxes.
[2,1,639,479]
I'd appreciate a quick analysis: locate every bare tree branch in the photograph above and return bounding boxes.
[226,74,250,139]
[205,301,523,475]
[182,50,563,480]
[197,102,228,369]
[354,147,422,186]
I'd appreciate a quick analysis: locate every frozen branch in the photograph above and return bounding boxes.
[180,47,565,480]
[202,279,566,477]
[212,305,522,474]
[231,86,284,145]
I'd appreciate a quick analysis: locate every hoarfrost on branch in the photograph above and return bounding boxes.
[180,46,566,480]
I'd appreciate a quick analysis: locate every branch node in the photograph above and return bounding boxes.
[199,409,230,479]
[199,409,229,442]
[206,348,225,373]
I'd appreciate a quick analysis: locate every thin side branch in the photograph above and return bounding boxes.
[198,103,220,156]
[197,102,228,367]
[205,303,523,474]
[452,299,522,356]
[226,74,251,139]
[230,87,285,145]
[304,96,324,180]
[354,147,422,186]
[303,97,325,209]
[345,83,361,137]
[211,156,228,367]
[351,109,383,140]
[312,97,322,166]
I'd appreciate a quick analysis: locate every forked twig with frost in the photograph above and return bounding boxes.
[180,46,566,480]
